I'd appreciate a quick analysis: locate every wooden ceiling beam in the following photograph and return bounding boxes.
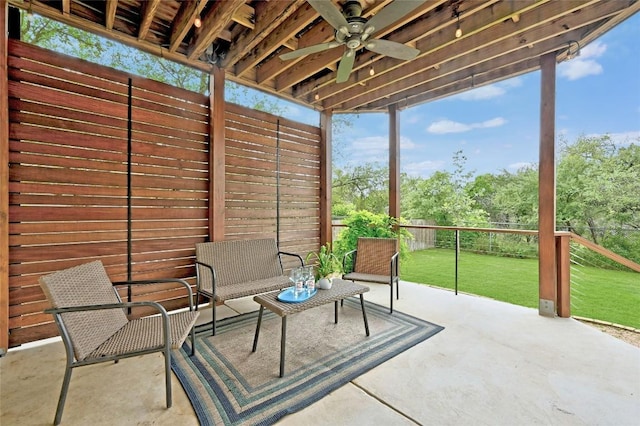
[329,0,607,111]
[168,0,200,53]
[259,0,391,86]
[15,0,215,74]
[232,3,255,29]
[222,0,304,71]
[401,58,542,111]
[138,0,161,41]
[6,0,637,114]
[362,28,587,112]
[187,0,245,61]
[305,0,536,106]
[293,0,450,100]
[105,0,118,30]
[273,0,433,91]
[234,1,317,78]
[255,9,343,84]
[339,11,618,111]
[293,0,496,103]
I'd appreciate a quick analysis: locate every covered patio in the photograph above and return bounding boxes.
[1,0,639,423]
[2,281,639,424]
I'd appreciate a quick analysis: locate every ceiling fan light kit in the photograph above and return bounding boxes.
[280,0,427,83]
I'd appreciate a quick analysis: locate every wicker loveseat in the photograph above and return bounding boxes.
[195,238,303,335]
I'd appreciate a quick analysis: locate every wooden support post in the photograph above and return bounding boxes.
[555,233,571,318]
[319,110,332,246]
[1,0,9,355]
[389,104,400,221]
[538,52,557,317]
[209,66,225,241]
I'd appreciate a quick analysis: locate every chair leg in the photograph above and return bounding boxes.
[54,364,73,425]
[212,303,216,336]
[389,284,394,314]
[190,324,196,356]
[165,348,172,408]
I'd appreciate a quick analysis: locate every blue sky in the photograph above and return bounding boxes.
[283,13,640,178]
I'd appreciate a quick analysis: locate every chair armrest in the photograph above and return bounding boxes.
[45,300,168,316]
[194,260,218,296]
[343,249,357,274]
[390,252,400,279]
[278,251,304,266]
[113,278,196,311]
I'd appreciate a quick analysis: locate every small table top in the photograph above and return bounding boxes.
[253,279,369,317]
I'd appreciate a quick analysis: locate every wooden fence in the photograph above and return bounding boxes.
[6,40,320,347]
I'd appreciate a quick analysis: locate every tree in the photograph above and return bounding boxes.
[556,134,640,242]
[490,166,539,227]
[22,13,284,106]
[404,151,489,226]
[466,173,509,224]
[332,163,389,216]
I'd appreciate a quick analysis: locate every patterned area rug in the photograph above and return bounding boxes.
[171,298,444,425]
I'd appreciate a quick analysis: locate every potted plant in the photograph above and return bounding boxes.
[305,243,341,289]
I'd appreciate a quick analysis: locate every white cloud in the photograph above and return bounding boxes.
[427,120,471,133]
[402,160,446,177]
[559,40,606,81]
[582,40,607,58]
[481,117,507,128]
[427,117,507,134]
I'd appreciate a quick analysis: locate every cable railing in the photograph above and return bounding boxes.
[568,234,640,330]
[332,223,640,329]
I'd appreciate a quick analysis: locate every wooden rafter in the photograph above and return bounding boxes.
[5,0,637,113]
[187,0,246,61]
[138,0,161,41]
[105,0,117,30]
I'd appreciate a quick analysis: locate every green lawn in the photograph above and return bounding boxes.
[401,248,640,329]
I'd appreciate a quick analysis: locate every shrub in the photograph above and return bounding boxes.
[333,211,412,267]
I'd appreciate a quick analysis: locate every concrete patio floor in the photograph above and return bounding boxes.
[1,281,638,425]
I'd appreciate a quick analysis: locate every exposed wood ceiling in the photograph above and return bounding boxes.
[9,0,639,113]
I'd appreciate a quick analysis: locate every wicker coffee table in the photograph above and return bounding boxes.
[252,279,370,377]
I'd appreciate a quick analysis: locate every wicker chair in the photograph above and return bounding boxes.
[342,237,400,313]
[39,260,199,425]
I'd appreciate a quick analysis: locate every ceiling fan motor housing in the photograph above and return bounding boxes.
[335,15,367,45]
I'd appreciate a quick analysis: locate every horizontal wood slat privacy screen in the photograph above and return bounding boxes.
[225,104,321,268]
[6,40,321,347]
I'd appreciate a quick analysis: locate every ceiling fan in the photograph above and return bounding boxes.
[280,0,426,83]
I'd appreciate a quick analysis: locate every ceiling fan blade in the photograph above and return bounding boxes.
[279,41,340,60]
[364,0,427,36]
[336,49,356,83]
[307,0,350,35]
[365,39,420,61]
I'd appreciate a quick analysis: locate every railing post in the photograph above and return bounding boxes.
[455,230,459,295]
[556,233,571,318]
